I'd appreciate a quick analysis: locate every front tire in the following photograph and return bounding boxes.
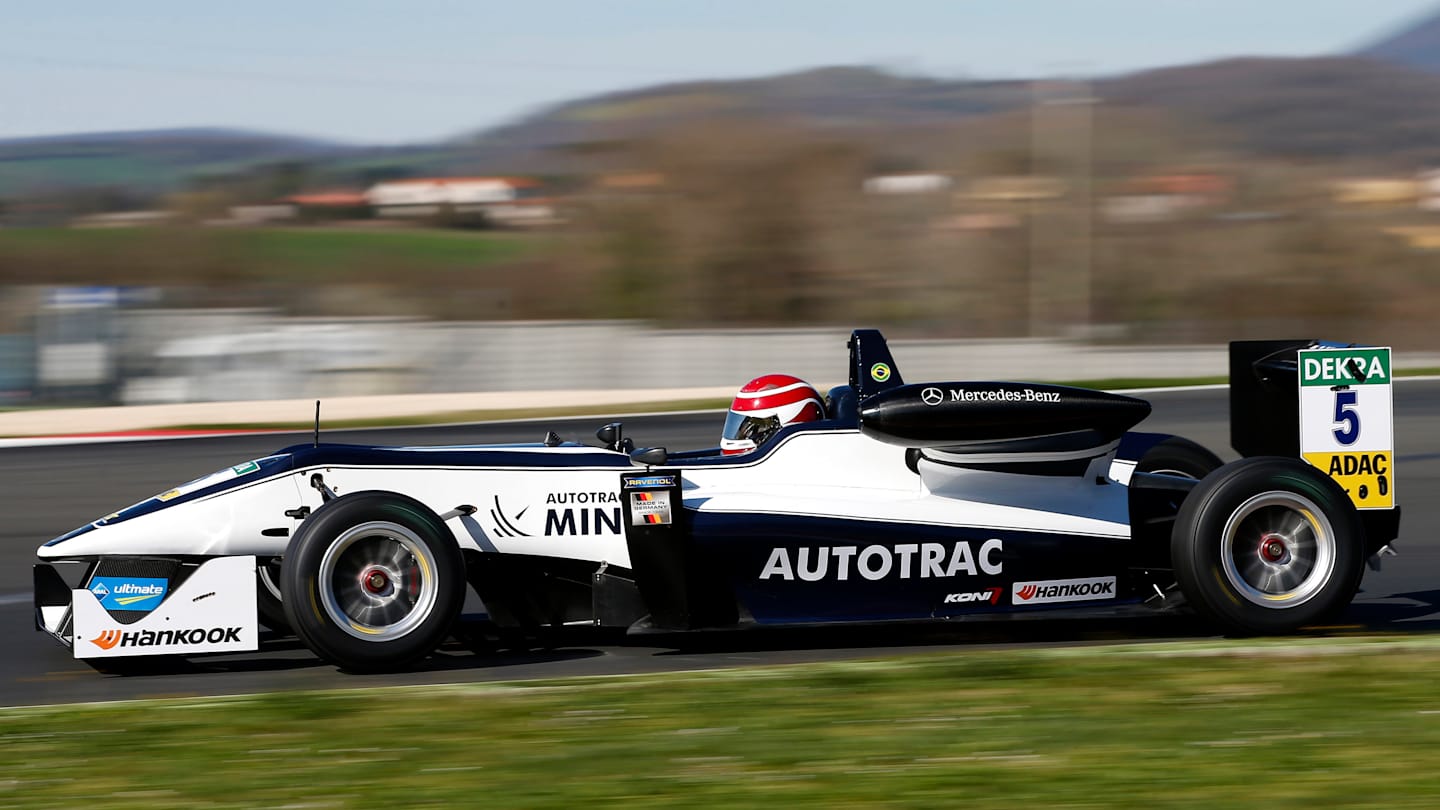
[280,492,465,672]
[1171,457,1364,634]
[256,557,291,635]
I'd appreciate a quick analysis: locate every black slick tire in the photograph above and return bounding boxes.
[1137,436,1224,480]
[1171,457,1364,635]
[280,492,465,672]
[255,557,291,635]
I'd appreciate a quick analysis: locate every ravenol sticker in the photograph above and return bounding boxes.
[870,363,892,383]
[232,460,261,476]
[624,475,676,490]
[89,577,168,611]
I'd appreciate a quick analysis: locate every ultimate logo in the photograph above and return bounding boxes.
[88,577,168,611]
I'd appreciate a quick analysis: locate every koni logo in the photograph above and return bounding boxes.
[943,587,1002,605]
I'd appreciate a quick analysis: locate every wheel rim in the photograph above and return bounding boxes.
[317,521,438,641]
[1220,491,1336,609]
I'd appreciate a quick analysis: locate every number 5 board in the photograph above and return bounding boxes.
[1298,346,1394,509]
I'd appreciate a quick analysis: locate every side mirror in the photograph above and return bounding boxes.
[596,422,623,451]
[629,447,668,467]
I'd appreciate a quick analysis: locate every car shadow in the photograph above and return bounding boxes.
[638,599,1440,657]
[1346,588,1440,631]
[639,614,1217,657]
[91,627,608,678]
[90,595,1440,679]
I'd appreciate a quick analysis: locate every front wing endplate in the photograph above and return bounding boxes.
[72,556,259,659]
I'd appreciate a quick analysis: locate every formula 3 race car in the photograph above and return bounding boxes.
[34,330,1401,672]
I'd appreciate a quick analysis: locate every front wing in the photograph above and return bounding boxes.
[36,556,259,659]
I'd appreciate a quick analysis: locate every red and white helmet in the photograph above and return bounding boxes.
[721,374,824,455]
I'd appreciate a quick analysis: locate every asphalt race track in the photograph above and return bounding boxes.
[3,384,1437,707]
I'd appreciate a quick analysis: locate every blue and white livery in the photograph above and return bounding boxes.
[34,330,1401,672]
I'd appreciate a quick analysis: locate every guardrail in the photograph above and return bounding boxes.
[22,310,1440,406]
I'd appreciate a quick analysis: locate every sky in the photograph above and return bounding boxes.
[3,0,1438,145]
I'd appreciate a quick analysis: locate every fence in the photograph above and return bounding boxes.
[13,309,1435,406]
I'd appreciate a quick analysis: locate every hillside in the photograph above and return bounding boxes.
[11,52,1440,200]
[467,66,1034,167]
[1357,5,1440,73]
[1100,57,1440,162]
[474,58,1440,167]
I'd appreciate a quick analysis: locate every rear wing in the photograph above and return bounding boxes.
[1231,339,1399,552]
[1229,339,1393,461]
[1229,339,1314,459]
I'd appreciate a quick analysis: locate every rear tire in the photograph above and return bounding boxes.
[1171,457,1364,634]
[1137,436,1223,480]
[280,492,465,672]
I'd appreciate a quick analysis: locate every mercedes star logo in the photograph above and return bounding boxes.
[921,387,944,406]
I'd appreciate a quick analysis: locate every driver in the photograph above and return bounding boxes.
[720,374,825,455]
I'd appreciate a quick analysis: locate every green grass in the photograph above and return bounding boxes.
[8,638,1440,807]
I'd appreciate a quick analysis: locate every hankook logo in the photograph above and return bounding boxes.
[1012,576,1116,605]
[921,387,945,406]
[89,626,244,650]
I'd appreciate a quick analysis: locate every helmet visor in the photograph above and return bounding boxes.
[723,411,782,445]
